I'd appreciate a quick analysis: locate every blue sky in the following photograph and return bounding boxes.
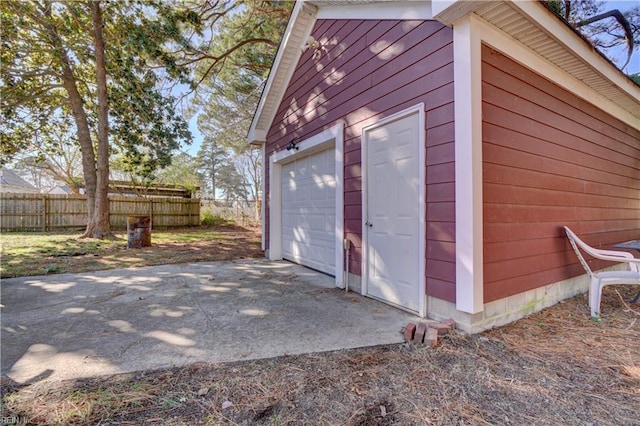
[603,1,640,73]
[186,115,201,156]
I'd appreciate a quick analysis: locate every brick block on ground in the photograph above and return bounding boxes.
[443,318,456,329]
[425,327,439,348]
[428,322,452,335]
[413,322,427,345]
[403,322,416,342]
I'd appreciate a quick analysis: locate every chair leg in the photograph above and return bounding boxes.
[590,278,602,318]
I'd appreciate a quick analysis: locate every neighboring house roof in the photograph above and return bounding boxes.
[0,168,38,193]
[248,0,640,144]
[48,185,74,195]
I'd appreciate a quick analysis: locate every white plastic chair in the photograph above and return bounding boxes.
[564,226,640,318]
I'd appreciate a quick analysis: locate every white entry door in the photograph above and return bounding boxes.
[364,110,423,313]
[281,149,336,275]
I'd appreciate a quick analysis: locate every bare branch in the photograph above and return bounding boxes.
[577,9,634,68]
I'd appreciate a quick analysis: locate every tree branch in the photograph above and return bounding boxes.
[577,9,635,68]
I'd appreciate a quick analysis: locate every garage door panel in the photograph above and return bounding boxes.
[281,148,336,275]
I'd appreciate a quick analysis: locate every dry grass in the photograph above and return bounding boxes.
[0,225,262,278]
[2,286,638,425]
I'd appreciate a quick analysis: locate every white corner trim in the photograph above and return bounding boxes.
[269,123,345,287]
[334,125,345,288]
[361,103,427,317]
[261,144,266,251]
[454,16,484,314]
[268,158,283,260]
[316,1,432,20]
[474,13,640,131]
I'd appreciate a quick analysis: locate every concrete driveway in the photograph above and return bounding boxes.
[1,259,418,385]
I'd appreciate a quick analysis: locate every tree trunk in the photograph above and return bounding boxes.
[61,71,97,230]
[87,0,111,239]
[39,3,98,228]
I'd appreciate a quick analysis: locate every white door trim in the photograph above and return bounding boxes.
[269,123,344,287]
[361,104,426,317]
[261,144,266,251]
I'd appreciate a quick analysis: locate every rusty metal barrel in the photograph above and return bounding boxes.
[127,216,151,248]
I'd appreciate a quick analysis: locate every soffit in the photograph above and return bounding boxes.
[475,1,639,121]
[248,2,317,143]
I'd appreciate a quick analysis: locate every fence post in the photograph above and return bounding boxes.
[194,199,198,226]
[42,194,48,232]
[149,199,154,229]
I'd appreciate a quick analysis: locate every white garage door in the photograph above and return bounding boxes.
[281,148,336,275]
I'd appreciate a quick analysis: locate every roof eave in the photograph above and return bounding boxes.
[248,0,640,145]
[247,2,318,145]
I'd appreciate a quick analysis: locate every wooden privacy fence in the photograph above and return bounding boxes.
[0,193,200,231]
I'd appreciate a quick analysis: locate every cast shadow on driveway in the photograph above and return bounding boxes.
[1,259,418,385]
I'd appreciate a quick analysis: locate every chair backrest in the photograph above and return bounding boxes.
[564,226,640,274]
[564,226,594,276]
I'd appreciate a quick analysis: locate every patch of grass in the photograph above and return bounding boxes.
[1,225,262,278]
[44,266,64,275]
[200,210,234,227]
[31,382,157,424]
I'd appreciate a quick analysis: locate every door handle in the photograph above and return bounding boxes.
[365,221,373,227]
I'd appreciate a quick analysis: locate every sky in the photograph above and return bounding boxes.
[603,1,640,74]
[183,0,639,157]
[186,115,202,156]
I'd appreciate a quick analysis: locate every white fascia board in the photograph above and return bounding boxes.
[432,0,485,26]
[511,0,640,106]
[248,129,267,146]
[316,1,433,20]
[247,2,318,145]
[454,15,484,314]
[475,13,640,131]
[431,0,457,16]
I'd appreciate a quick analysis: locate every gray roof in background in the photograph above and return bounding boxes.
[0,168,37,190]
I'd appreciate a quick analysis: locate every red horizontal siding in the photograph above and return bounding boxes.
[481,45,640,302]
[427,221,455,243]
[426,143,455,165]
[483,107,638,175]
[426,278,456,301]
[428,240,455,262]
[427,121,455,147]
[264,19,455,302]
[485,163,638,198]
[427,162,455,184]
[484,183,639,210]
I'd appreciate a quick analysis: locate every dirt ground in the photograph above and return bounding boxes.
[0,225,264,278]
[2,287,638,425]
